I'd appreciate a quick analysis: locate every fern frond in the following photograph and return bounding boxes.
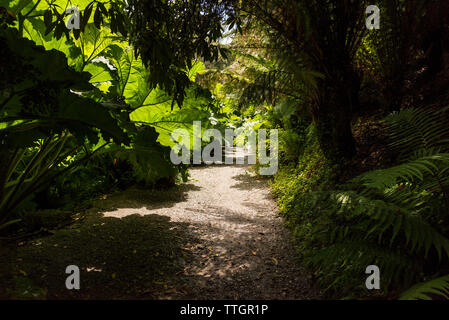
[295,107,449,297]
[351,153,449,190]
[308,241,415,291]
[320,191,449,260]
[400,274,449,300]
[384,107,449,158]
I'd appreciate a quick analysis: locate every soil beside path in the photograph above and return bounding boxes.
[0,162,321,299]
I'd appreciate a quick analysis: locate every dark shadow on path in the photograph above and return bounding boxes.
[0,183,202,300]
[230,172,272,191]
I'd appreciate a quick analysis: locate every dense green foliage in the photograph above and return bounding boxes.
[0,0,225,231]
[199,0,449,299]
[2,0,449,301]
[272,107,449,298]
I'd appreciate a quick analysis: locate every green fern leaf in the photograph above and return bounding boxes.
[400,275,449,300]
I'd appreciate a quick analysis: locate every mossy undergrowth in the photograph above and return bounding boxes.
[270,126,357,298]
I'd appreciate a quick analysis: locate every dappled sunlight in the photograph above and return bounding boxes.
[102,207,162,219]
[2,0,449,302]
[0,163,319,299]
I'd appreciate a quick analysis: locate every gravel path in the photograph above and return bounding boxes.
[0,154,320,299]
[149,164,321,299]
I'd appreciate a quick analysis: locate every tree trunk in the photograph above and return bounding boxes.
[315,70,359,163]
[316,109,356,162]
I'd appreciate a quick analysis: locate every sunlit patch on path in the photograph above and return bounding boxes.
[0,156,320,299]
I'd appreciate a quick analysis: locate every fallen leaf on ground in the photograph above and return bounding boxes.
[165,288,177,294]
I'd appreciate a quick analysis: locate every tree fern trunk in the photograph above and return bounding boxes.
[315,72,359,162]
[316,108,356,163]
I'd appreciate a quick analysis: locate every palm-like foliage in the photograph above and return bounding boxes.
[238,0,371,161]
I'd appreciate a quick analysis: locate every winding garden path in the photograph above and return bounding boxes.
[0,153,320,299]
